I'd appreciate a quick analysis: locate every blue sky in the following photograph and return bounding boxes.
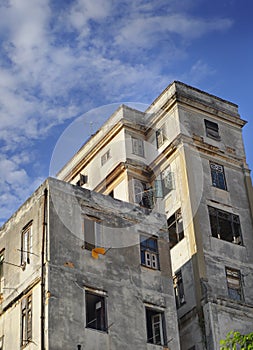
[0,0,253,226]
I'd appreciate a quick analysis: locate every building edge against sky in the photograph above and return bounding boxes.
[0,81,253,350]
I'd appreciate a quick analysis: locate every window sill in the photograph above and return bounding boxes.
[141,264,160,272]
[85,327,108,334]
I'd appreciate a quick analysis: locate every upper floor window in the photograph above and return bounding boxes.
[0,251,4,294]
[101,149,111,166]
[226,267,243,301]
[210,162,227,190]
[21,222,32,268]
[85,290,107,332]
[140,235,159,270]
[173,270,185,308]
[83,215,103,251]
[155,167,174,198]
[167,209,184,249]
[208,206,242,244]
[133,179,153,209]
[145,307,166,345]
[204,119,220,140]
[76,173,88,186]
[156,124,167,148]
[132,137,144,157]
[21,294,32,348]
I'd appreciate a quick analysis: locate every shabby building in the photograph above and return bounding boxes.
[0,81,253,349]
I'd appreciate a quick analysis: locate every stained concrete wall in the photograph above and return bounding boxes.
[46,177,180,350]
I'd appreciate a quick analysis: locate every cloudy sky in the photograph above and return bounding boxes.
[0,0,252,226]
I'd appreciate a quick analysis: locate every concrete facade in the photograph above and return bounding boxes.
[0,178,180,350]
[57,81,253,349]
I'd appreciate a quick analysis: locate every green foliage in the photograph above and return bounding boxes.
[220,331,253,349]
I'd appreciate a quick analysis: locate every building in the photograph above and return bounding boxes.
[0,177,180,349]
[1,81,253,350]
[57,81,253,349]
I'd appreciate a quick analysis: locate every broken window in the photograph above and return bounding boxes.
[140,235,159,270]
[226,267,243,301]
[85,291,107,332]
[155,167,174,198]
[101,149,111,166]
[21,222,32,267]
[156,124,167,148]
[173,270,185,308]
[0,251,4,294]
[145,308,166,345]
[208,206,242,244]
[132,137,144,157]
[21,294,32,347]
[83,216,103,251]
[167,209,184,248]
[76,174,88,186]
[133,179,153,209]
[204,119,220,140]
[210,162,227,190]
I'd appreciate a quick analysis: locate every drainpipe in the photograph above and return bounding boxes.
[41,188,48,350]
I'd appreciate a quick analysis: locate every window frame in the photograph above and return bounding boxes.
[101,149,111,166]
[0,250,4,294]
[156,124,167,148]
[140,235,160,270]
[145,307,166,345]
[83,215,103,251]
[21,222,32,268]
[167,209,184,249]
[204,119,220,140]
[85,290,107,332]
[21,293,32,348]
[133,179,153,209]
[208,206,242,244]
[132,137,145,157]
[225,267,243,301]
[210,162,227,190]
[173,270,185,308]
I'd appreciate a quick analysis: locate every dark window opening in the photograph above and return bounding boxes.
[173,270,185,308]
[133,180,154,209]
[108,190,114,198]
[204,119,220,140]
[140,235,159,270]
[21,294,32,347]
[83,216,103,251]
[167,209,184,248]
[210,163,227,190]
[226,267,243,301]
[86,291,107,332]
[76,174,88,186]
[208,206,242,244]
[146,308,166,345]
[21,222,32,267]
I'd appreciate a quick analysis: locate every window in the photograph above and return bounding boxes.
[0,336,4,350]
[226,267,243,301]
[21,222,32,267]
[132,137,144,157]
[21,294,32,347]
[76,174,88,186]
[101,150,111,166]
[173,270,185,308]
[145,308,166,345]
[204,119,220,140]
[167,209,184,248]
[83,216,103,251]
[208,206,242,244]
[140,235,159,270]
[156,124,167,148]
[85,291,107,332]
[210,162,227,190]
[154,167,174,198]
[0,251,4,294]
[133,179,153,209]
